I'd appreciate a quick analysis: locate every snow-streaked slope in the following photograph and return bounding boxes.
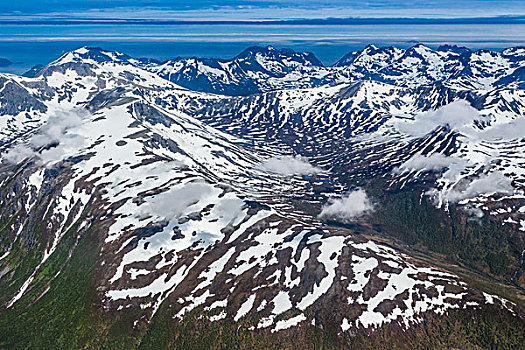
[0,47,517,335]
[172,79,525,231]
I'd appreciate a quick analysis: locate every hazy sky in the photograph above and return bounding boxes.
[1,0,523,75]
[2,0,524,20]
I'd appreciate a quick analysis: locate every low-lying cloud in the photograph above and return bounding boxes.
[4,144,36,164]
[3,109,86,165]
[477,116,525,141]
[443,171,514,203]
[394,100,481,137]
[258,155,321,176]
[319,189,373,223]
[394,153,452,174]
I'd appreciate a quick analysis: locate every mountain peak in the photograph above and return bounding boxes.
[437,44,472,55]
[407,43,433,53]
[48,47,161,70]
[234,45,323,67]
[334,45,404,68]
[49,46,130,67]
[235,45,280,58]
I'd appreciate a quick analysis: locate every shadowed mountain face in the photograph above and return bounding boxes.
[0,45,524,349]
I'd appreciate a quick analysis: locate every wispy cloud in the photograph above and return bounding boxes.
[319,189,373,222]
[1,1,524,20]
[3,109,87,166]
[394,153,455,174]
[439,171,514,203]
[393,100,482,138]
[258,155,321,176]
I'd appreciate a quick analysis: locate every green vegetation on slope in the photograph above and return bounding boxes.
[0,222,145,350]
[137,303,524,350]
[366,179,525,290]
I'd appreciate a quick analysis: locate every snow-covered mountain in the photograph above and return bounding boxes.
[180,81,525,224]
[27,44,525,96]
[145,45,326,96]
[333,44,525,90]
[0,46,524,348]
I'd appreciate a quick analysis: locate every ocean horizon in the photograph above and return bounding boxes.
[1,22,524,75]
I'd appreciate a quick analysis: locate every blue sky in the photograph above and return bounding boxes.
[2,1,525,20]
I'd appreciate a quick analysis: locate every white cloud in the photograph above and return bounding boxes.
[394,153,452,174]
[394,100,481,138]
[258,155,321,176]
[477,116,525,141]
[3,143,35,164]
[443,171,514,203]
[3,109,87,165]
[30,110,84,148]
[319,189,373,223]
[463,205,484,218]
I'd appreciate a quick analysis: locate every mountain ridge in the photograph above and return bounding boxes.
[0,44,523,349]
[23,43,525,95]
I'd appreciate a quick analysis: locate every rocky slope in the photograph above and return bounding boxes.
[0,46,523,348]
